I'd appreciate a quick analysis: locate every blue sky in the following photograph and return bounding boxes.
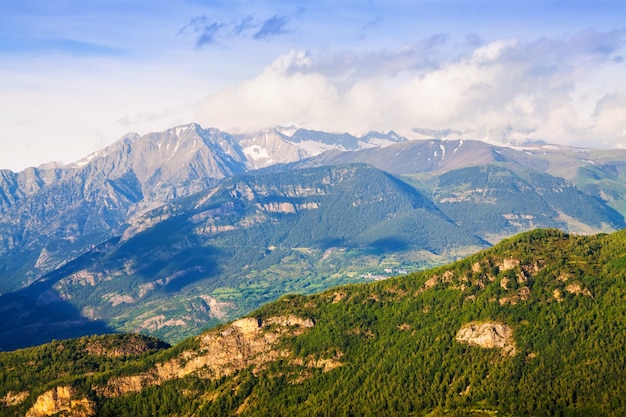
[1,0,626,170]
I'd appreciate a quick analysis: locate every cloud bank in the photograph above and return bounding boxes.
[198,29,626,149]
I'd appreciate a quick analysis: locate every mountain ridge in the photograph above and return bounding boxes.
[0,125,407,291]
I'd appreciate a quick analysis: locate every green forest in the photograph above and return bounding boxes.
[2,228,626,416]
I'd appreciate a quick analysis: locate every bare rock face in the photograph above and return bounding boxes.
[456,321,516,356]
[25,386,95,417]
[1,390,29,407]
[96,314,321,398]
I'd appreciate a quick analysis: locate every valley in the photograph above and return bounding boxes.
[1,125,626,349]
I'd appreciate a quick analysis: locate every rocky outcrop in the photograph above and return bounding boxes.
[565,282,593,298]
[97,315,318,397]
[1,390,29,406]
[499,258,521,271]
[25,386,95,417]
[499,286,531,305]
[456,321,516,356]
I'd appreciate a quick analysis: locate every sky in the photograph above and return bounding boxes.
[1,0,626,171]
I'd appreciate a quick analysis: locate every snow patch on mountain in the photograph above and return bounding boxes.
[175,126,187,137]
[275,125,299,137]
[72,151,99,168]
[296,140,348,155]
[243,145,271,161]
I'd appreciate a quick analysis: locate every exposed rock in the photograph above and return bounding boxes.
[230,317,262,335]
[25,386,95,417]
[423,276,439,289]
[1,390,29,406]
[256,202,297,214]
[64,270,99,286]
[500,258,520,271]
[557,272,570,282]
[516,272,528,284]
[34,248,51,269]
[456,321,516,356]
[565,283,593,298]
[136,314,187,332]
[500,277,510,290]
[198,295,235,320]
[441,270,455,283]
[499,286,531,305]
[138,282,156,298]
[330,291,346,303]
[96,315,319,398]
[264,315,315,329]
[553,289,564,303]
[289,351,343,373]
[518,286,531,300]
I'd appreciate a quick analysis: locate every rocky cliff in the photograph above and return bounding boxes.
[25,386,95,417]
[97,315,320,397]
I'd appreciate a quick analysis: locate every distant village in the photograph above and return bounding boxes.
[361,268,409,281]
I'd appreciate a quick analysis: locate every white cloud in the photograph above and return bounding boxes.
[197,30,626,149]
[198,50,340,132]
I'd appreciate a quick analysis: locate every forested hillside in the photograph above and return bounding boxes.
[3,126,626,352]
[0,164,486,350]
[2,228,625,416]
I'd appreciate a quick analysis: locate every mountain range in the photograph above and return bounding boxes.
[1,123,626,349]
[0,124,405,293]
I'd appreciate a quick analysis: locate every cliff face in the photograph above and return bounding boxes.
[97,315,321,397]
[25,386,95,417]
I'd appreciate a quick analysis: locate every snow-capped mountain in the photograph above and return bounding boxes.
[0,124,408,291]
[3,123,626,350]
[235,127,406,169]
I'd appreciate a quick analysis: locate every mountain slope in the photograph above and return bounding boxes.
[3,124,626,352]
[0,126,406,294]
[4,164,483,347]
[295,139,626,219]
[3,127,625,295]
[298,138,626,180]
[2,228,626,416]
[429,164,625,242]
[0,165,486,349]
[295,139,532,174]
[0,124,247,292]
[235,127,406,169]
